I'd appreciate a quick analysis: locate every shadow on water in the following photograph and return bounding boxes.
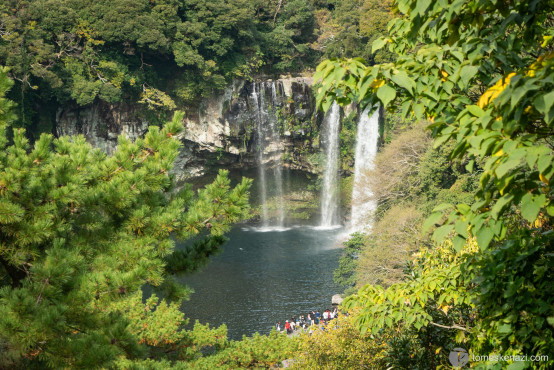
[175,225,343,340]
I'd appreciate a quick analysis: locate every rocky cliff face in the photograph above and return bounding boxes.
[56,102,149,155]
[55,77,320,182]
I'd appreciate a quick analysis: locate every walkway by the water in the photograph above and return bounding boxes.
[273,306,339,337]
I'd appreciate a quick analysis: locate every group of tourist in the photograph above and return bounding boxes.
[274,308,339,335]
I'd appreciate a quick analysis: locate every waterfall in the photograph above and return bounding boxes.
[252,82,286,228]
[252,84,269,225]
[265,82,285,227]
[320,101,341,227]
[350,106,380,231]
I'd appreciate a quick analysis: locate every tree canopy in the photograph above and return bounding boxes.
[315,0,553,367]
[0,0,321,123]
[0,66,253,367]
[0,0,399,133]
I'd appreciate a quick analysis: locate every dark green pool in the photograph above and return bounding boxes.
[175,225,343,340]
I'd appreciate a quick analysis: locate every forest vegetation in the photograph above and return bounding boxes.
[0,0,392,135]
[0,0,553,368]
[316,0,553,368]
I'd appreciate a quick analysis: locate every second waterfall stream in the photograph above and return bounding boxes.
[351,106,380,231]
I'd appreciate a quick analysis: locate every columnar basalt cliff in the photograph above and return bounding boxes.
[55,77,320,183]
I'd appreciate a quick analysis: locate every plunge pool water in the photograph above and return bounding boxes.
[175,225,343,340]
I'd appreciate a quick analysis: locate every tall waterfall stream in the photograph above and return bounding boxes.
[351,107,380,231]
[319,101,341,228]
[251,81,286,229]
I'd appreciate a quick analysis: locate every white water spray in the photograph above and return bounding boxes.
[252,82,286,228]
[320,102,341,227]
[350,107,380,231]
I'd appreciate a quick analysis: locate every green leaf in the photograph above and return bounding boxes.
[432,203,454,212]
[495,159,521,178]
[547,204,554,217]
[537,154,552,176]
[358,77,374,102]
[452,235,466,252]
[456,203,471,215]
[465,159,475,172]
[467,105,485,117]
[433,224,454,243]
[455,220,468,238]
[498,323,511,333]
[391,71,415,94]
[543,90,554,113]
[429,280,437,291]
[372,37,388,53]
[376,84,397,108]
[460,65,478,87]
[491,194,514,219]
[397,0,410,14]
[520,193,546,222]
[321,97,334,112]
[422,212,443,233]
[476,227,494,250]
[414,0,431,16]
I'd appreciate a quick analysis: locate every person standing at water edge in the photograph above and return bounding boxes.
[285,320,291,334]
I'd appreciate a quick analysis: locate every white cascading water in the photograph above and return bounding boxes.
[350,106,380,231]
[320,101,341,227]
[268,82,286,227]
[252,84,269,225]
[252,82,286,228]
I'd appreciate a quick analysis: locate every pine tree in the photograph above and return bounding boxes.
[0,66,252,368]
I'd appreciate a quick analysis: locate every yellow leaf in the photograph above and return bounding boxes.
[534,217,544,228]
[370,79,385,90]
[478,72,516,108]
[539,173,549,185]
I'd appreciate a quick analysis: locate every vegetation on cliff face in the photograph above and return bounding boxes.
[317,0,553,368]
